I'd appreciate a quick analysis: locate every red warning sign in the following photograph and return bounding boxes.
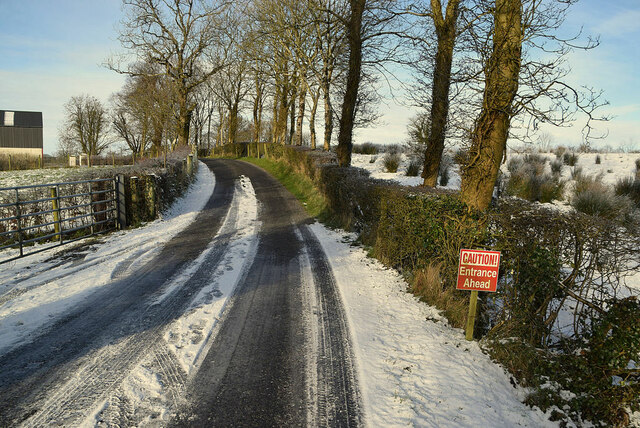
[456,249,501,292]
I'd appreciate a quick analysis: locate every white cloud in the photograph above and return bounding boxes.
[595,9,640,37]
[354,101,415,146]
[605,104,640,117]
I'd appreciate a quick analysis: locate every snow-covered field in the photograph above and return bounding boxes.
[352,150,640,295]
[351,150,639,191]
[0,166,118,188]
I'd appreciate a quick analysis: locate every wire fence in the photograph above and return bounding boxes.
[0,177,122,264]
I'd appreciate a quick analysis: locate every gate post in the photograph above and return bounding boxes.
[115,174,127,229]
[187,154,193,175]
[50,186,62,243]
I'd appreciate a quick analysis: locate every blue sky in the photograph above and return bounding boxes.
[0,0,638,154]
[0,0,125,155]
[359,0,640,150]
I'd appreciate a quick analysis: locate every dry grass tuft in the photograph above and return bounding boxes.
[410,263,468,328]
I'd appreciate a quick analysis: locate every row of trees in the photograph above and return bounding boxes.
[59,0,605,211]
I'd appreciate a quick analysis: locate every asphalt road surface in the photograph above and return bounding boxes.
[0,159,362,427]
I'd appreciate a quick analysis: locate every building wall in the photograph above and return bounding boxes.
[0,127,43,149]
[0,110,44,157]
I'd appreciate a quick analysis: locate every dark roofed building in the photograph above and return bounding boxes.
[0,110,43,157]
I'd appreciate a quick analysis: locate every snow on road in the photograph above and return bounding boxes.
[310,224,555,428]
[161,175,260,375]
[0,161,215,356]
[82,175,260,426]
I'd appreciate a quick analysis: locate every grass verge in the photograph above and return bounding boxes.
[240,157,331,221]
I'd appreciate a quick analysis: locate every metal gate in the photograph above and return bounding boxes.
[0,177,124,265]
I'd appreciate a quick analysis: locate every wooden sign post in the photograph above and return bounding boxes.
[456,249,501,341]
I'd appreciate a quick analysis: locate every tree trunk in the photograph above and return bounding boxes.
[272,83,280,144]
[322,79,333,151]
[289,92,296,145]
[310,90,319,149]
[422,0,460,187]
[206,109,212,150]
[217,102,225,146]
[177,91,191,147]
[337,0,365,167]
[460,0,522,211]
[253,78,263,144]
[296,87,307,146]
[277,70,290,145]
[228,103,239,145]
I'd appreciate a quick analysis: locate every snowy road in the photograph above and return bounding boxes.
[0,159,569,427]
[0,159,361,427]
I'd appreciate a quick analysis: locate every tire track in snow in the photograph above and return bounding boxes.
[172,160,363,427]
[89,175,260,426]
[19,176,254,427]
[299,225,364,427]
[0,237,158,306]
[0,161,247,426]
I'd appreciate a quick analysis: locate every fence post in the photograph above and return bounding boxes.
[131,176,139,225]
[115,174,127,229]
[50,186,62,243]
[88,181,95,235]
[15,189,23,257]
[8,154,12,171]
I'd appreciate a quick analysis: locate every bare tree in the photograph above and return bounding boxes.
[111,64,177,157]
[336,0,366,166]
[314,0,347,151]
[109,0,228,148]
[59,95,112,160]
[459,0,523,210]
[335,0,398,166]
[413,0,462,186]
[112,105,148,156]
[459,0,607,210]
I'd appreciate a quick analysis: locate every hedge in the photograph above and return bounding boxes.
[212,144,640,426]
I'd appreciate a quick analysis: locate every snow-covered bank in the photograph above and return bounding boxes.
[0,161,215,356]
[310,223,556,427]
